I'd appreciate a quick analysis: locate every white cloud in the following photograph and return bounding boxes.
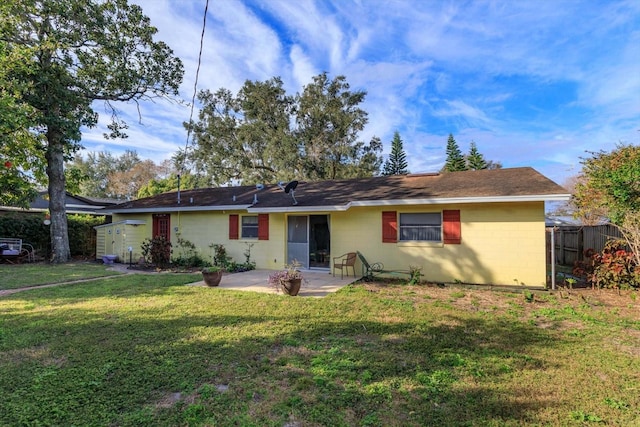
[76,0,639,188]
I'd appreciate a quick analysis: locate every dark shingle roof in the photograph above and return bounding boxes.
[108,167,569,213]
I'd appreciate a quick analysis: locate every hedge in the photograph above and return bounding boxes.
[0,212,107,259]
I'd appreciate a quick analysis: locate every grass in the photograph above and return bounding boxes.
[0,262,122,290]
[1,266,639,426]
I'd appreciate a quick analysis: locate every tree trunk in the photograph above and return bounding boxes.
[46,139,71,263]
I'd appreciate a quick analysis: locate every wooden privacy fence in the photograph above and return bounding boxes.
[546,224,623,266]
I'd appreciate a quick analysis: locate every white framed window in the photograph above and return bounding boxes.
[241,215,259,238]
[399,213,441,242]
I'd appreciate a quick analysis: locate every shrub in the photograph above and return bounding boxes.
[172,235,207,268]
[572,248,597,281]
[0,212,105,259]
[408,265,422,285]
[225,261,255,273]
[205,243,256,273]
[587,240,638,290]
[210,243,231,267]
[67,214,105,257]
[141,236,172,268]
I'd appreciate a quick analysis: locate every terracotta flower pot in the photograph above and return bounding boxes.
[202,270,223,287]
[280,278,302,296]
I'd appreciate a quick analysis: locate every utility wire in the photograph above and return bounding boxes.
[178,0,209,203]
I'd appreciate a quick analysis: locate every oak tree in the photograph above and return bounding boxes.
[296,72,382,180]
[1,0,183,262]
[186,73,382,184]
[0,40,42,208]
[186,77,296,185]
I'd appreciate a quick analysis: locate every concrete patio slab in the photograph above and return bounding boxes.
[188,269,360,297]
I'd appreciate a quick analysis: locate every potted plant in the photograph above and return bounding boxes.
[268,262,304,296]
[201,265,224,287]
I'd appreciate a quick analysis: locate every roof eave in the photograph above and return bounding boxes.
[105,194,571,214]
[350,194,572,206]
[249,194,572,212]
[248,205,350,213]
[94,219,147,229]
[106,204,253,214]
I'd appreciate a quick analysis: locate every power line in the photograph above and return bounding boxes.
[178,0,209,203]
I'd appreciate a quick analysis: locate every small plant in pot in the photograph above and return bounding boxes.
[268,261,305,296]
[201,265,224,287]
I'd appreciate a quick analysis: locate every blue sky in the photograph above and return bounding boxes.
[81,0,640,186]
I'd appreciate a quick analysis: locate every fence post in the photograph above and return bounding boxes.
[551,227,556,290]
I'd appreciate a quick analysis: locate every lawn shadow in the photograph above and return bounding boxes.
[0,282,566,426]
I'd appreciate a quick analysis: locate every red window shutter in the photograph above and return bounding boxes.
[443,210,461,244]
[258,214,269,240]
[382,211,397,243]
[229,214,239,240]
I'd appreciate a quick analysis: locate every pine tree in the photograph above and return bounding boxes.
[466,141,488,170]
[382,131,409,175]
[442,134,467,172]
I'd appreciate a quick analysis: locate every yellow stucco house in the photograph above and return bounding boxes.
[96,167,569,287]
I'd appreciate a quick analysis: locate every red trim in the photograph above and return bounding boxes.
[229,214,239,240]
[443,210,461,244]
[258,214,269,240]
[382,211,397,243]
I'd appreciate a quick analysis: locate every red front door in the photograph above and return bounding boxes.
[152,214,170,240]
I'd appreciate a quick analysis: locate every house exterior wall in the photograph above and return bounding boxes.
[122,223,147,262]
[112,211,287,270]
[95,220,148,262]
[96,227,106,258]
[105,200,546,287]
[329,201,546,287]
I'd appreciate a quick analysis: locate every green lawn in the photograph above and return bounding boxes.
[0,262,122,290]
[0,268,639,426]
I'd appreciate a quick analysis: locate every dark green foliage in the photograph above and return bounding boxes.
[0,212,104,258]
[442,134,467,172]
[0,163,38,209]
[382,131,409,175]
[186,73,383,184]
[0,212,49,255]
[1,0,184,262]
[466,141,487,170]
[297,73,383,180]
[66,215,107,257]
